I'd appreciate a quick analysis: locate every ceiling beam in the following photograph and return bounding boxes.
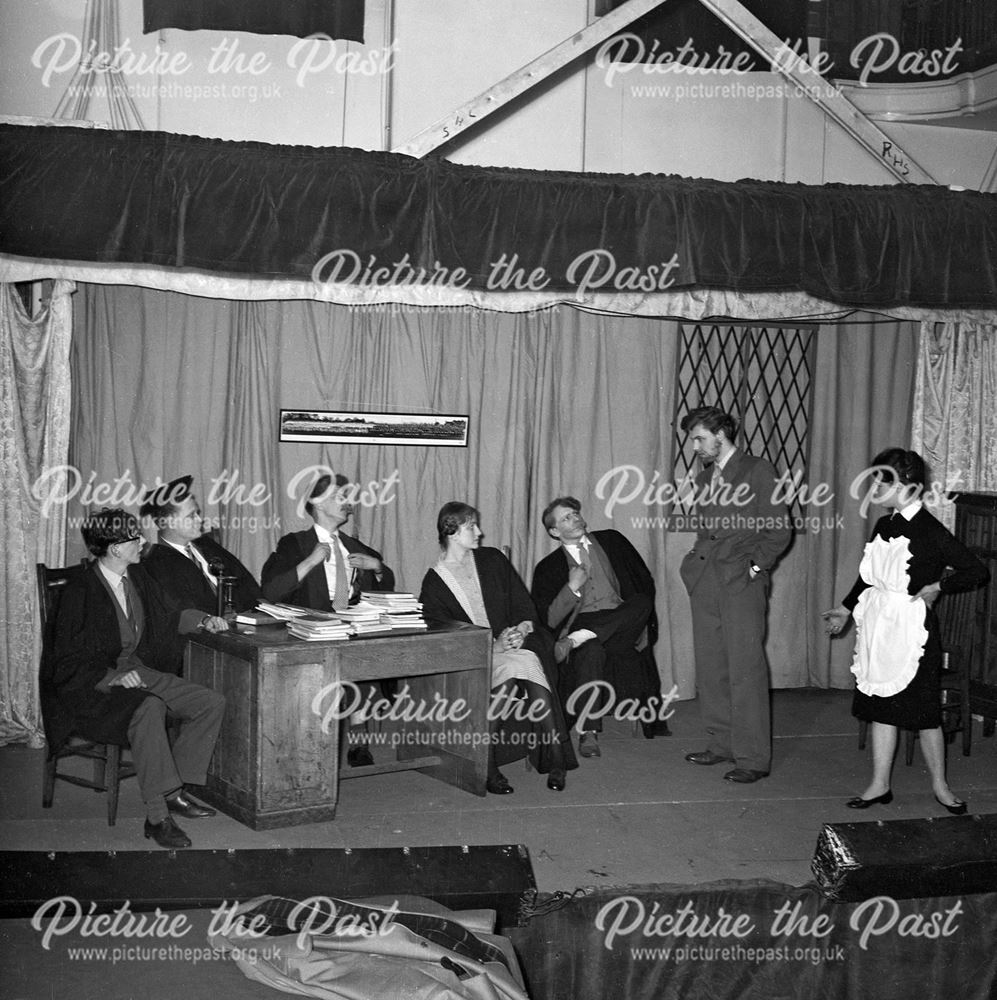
[697,0,938,184]
[393,0,668,157]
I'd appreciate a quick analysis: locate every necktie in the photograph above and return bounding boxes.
[332,537,350,611]
[578,540,591,570]
[119,575,133,620]
[186,543,216,592]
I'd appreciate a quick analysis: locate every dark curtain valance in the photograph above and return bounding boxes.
[3,123,997,308]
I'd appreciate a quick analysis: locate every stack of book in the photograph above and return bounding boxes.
[361,592,428,631]
[286,615,352,642]
[255,602,338,622]
[336,601,393,636]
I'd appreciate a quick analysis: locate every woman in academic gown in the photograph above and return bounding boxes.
[822,448,988,815]
[419,502,577,794]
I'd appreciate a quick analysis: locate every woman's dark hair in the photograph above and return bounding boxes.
[870,448,926,489]
[81,508,141,557]
[437,501,479,547]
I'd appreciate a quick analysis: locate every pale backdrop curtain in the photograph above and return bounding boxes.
[0,281,74,746]
[69,287,689,697]
[801,317,919,687]
[911,320,997,528]
[61,288,921,715]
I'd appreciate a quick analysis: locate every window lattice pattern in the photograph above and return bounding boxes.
[673,323,816,522]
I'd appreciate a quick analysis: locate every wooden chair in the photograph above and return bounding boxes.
[37,561,136,826]
[857,646,971,764]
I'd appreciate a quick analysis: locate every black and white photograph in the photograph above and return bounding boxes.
[2,2,997,999]
[279,409,469,446]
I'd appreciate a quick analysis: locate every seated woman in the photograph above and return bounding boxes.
[419,502,577,793]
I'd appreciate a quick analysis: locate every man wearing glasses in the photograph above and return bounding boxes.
[532,496,668,758]
[44,509,229,849]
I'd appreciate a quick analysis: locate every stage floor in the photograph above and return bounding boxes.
[2,690,995,893]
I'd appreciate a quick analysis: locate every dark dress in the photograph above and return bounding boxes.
[841,506,988,729]
[419,547,577,775]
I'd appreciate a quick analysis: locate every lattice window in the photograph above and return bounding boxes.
[672,323,816,523]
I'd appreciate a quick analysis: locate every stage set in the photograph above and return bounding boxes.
[5,24,997,996]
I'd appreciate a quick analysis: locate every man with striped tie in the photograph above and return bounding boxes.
[140,475,262,653]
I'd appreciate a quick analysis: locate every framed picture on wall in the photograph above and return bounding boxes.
[279,409,470,447]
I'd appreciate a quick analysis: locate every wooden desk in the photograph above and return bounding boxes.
[185,623,492,829]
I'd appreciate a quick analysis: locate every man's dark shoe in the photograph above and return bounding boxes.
[724,768,769,784]
[554,638,573,663]
[347,744,375,767]
[144,816,192,849]
[546,768,566,792]
[578,732,601,758]
[486,773,514,794]
[166,792,216,819]
[685,750,734,766]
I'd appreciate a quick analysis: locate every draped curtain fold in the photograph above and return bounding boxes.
[0,281,74,746]
[911,320,997,527]
[3,284,931,743]
[802,318,919,687]
[5,124,997,309]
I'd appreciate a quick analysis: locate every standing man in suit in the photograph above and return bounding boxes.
[46,509,228,849]
[679,406,792,784]
[261,472,396,765]
[140,475,262,632]
[532,497,668,758]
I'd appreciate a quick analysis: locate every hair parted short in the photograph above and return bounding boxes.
[138,474,193,527]
[81,508,142,557]
[437,501,479,547]
[541,496,581,532]
[680,405,737,441]
[869,447,926,489]
[305,472,350,518]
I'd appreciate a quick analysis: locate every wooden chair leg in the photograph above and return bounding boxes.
[92,751,106,790]
[858,719,868,750]
[105,744,121,826]
[904,729,916,766]
[42,751,57,808]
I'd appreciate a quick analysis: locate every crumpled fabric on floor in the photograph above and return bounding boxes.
[208,894,530,1000]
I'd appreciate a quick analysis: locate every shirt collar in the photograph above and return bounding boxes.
[164,539,192,556]
[314,524,339,545]
[716,447,738,472]
[97,562,126,588]
[897,499,923,521]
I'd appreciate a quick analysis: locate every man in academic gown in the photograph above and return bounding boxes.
[44,509,228,849]
[261,472,396,764]
[531,496,668,758]
[140,475,262,642]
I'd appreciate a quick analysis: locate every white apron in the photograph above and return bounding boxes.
[850,534,929,698]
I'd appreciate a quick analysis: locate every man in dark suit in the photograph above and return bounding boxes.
[261,472,395,610]
[261,472,395,765]
[45,509,228,849]
[531,497,668,758]
[140,475,262,636]
[679,406,792,784]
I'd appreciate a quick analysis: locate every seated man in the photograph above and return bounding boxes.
[261,472,396,765]
[140,475,262,628]
[261,472,395,609]
[44,509,228,849]
[531,496,668,757]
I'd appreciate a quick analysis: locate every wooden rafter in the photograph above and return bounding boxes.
[392,0,668,157]
[698,0,938,184]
